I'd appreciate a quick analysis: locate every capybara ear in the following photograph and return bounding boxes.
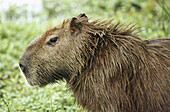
[77,13,88,22]
[70,17,82,36]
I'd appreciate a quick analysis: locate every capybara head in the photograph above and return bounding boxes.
[19,13,90,86]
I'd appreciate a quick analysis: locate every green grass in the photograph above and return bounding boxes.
[0,0,169,111]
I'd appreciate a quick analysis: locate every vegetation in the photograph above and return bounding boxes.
[0,0,169,111]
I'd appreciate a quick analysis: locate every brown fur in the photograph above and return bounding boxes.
[19,13,170,112]
[145,38,170,50]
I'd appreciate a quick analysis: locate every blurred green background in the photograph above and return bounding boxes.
[0,0,169,111]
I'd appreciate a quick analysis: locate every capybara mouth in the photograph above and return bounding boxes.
[27,79,49,87]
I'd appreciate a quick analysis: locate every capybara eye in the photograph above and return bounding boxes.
[46,37,59,45]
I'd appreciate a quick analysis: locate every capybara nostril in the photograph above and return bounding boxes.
[19,63,26,74]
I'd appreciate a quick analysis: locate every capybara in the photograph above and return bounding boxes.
[19,13,170,112]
